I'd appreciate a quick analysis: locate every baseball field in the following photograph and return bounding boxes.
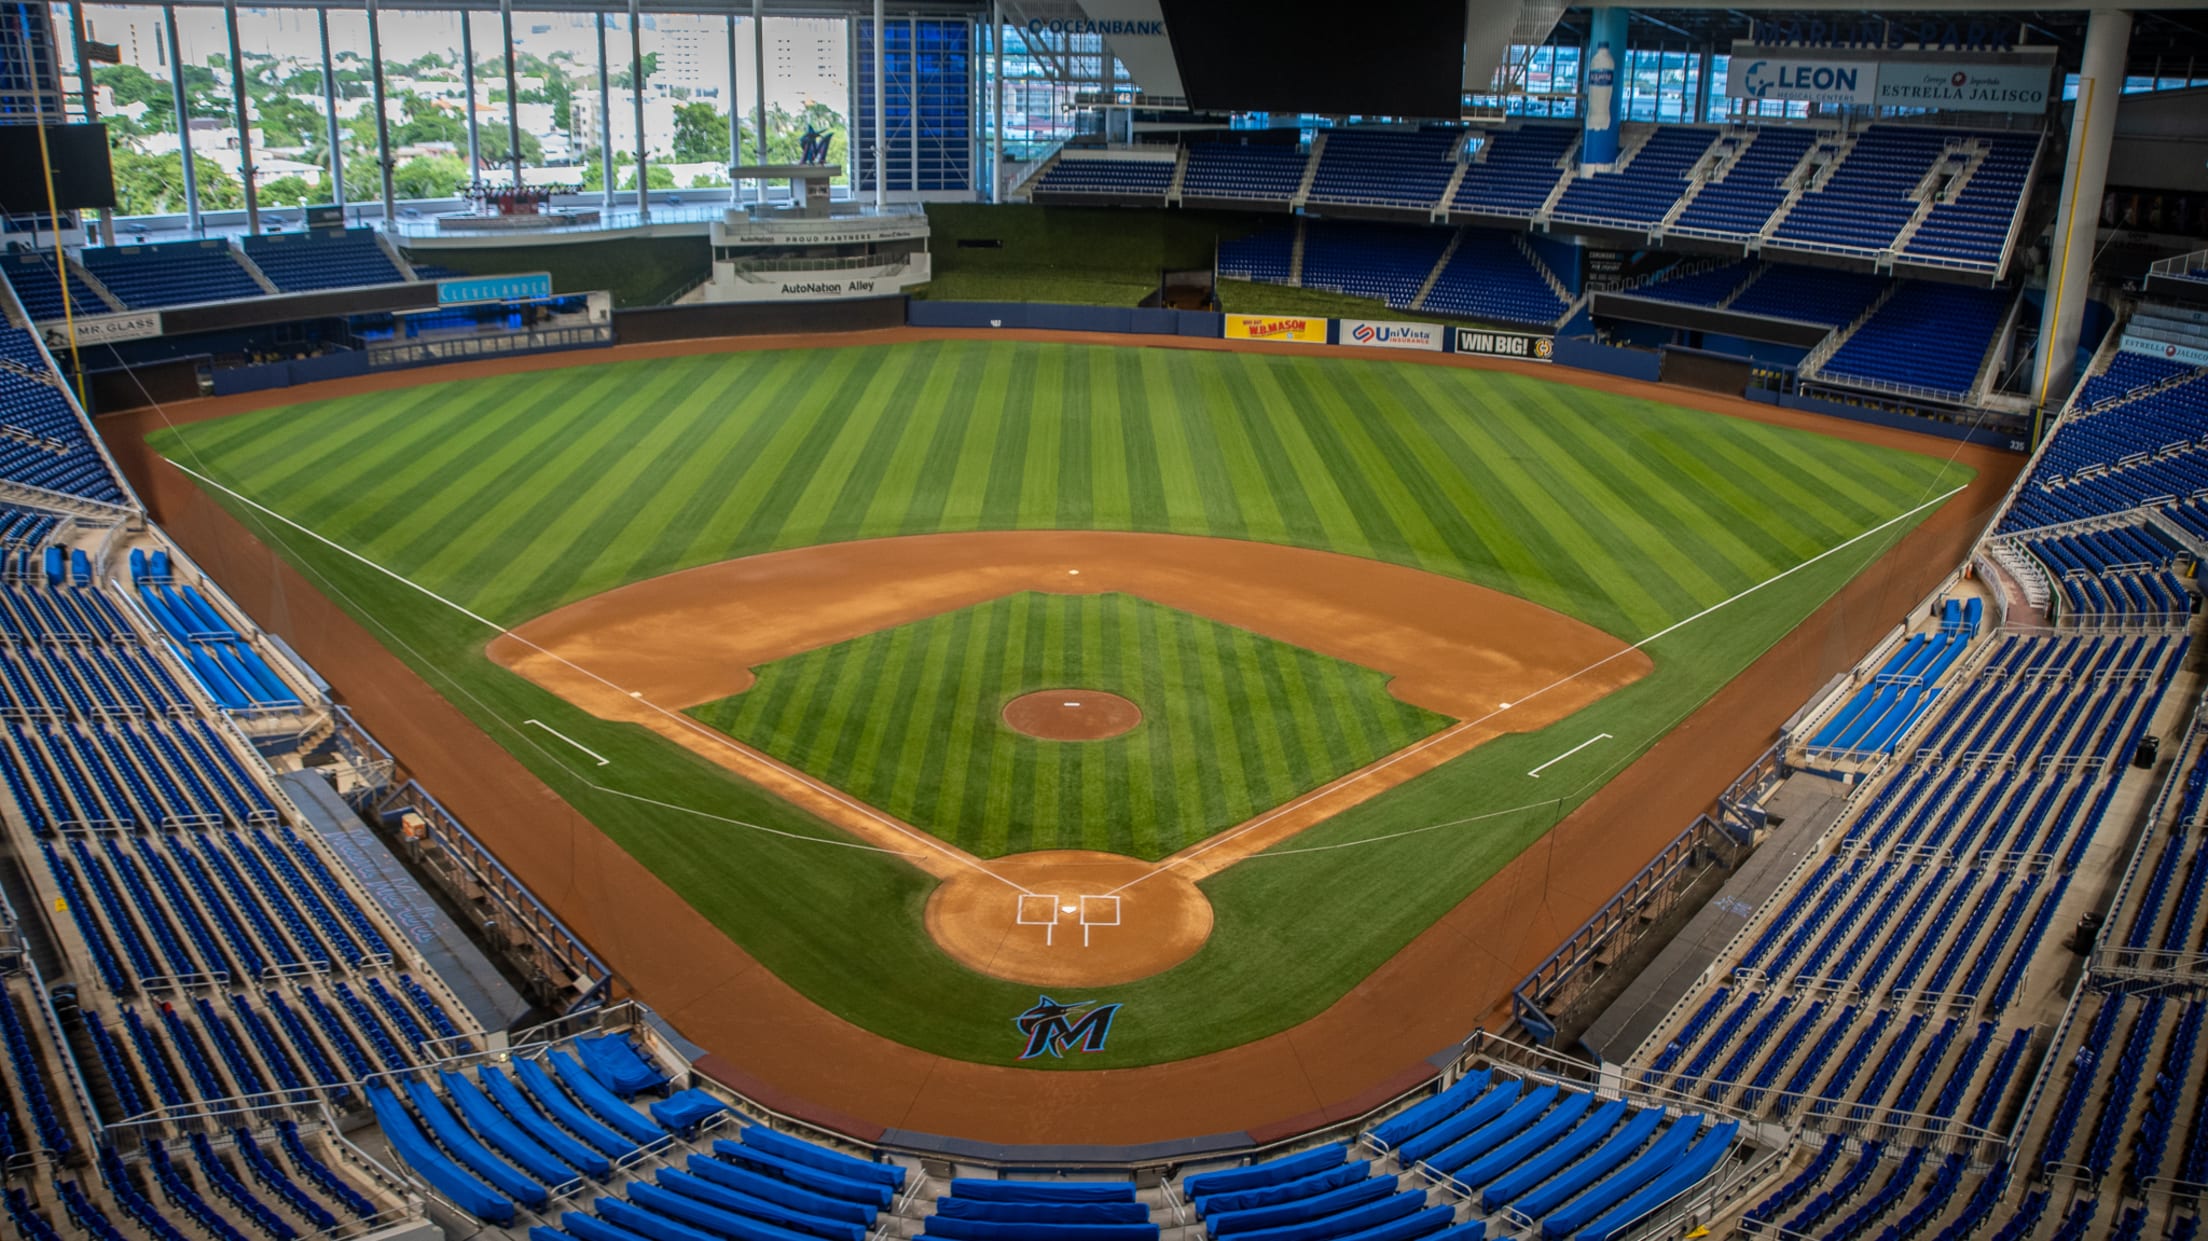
[145,337,1971,1068]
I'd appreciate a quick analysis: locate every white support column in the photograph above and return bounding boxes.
[319,10,344,209]
[991,0,1004,203]
[630,0,648,218]
[597,13,614,209]
[737,13,755,200]
[501,0,522,188]
[873,0,886,209]
[368,0,395,225]
[164,5,201,234]
[224,0,258,233]
[753,0,768,183]
[462,16,481,180]
[2032,9,2132,431]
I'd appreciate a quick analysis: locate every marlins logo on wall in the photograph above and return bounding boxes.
[1014,995,1122,1059]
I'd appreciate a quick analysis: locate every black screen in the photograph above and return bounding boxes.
[0,125,117,213]
[1160,0,1469,117]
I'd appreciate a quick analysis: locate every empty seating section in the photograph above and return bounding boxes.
[1669,127,1818,237]
[0,352,489,1237]
[1774,126,1950,253]
[1902,133,2038,268]
[2024,520,2195,627]
[0,329,127,503]
[1551,127,1719,228]
[1629,261,1758,308]
[1805,600,1978,757]
[1,252,113,320]
[1218,228,1294,283]
[2076,352,2200,410]
[238,230,407,294]
[1633,627,2188,1232]
[1178,1072,1733,1241]
[79,241,264,309]
[1450,124,1575,219]
[1299,223,1453,309]
[2002,360,2208,533]
[1031,157,1174,202]
[520,1103,904,1241]
[1305,131,1462,210]
[1819,283,2009,398]
[1724,264,1889,327]
[1182,142,1310,205]
[1420,231,1567,329]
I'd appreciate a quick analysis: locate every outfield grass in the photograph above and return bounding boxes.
[152,340,1970,1066]
[689,592,1449,860]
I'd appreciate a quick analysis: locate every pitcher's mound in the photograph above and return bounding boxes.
[1003,690,1142,741]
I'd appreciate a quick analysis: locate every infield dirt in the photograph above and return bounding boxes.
[485,529,1648,985]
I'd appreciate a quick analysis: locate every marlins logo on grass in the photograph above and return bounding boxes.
[1015,995,1121,1059]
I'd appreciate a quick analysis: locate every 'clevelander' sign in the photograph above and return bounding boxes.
[1454,328,1554,361]
[1224,314,1325,343]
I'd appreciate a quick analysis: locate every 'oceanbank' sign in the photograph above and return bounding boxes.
[1027,17,1162,36]
[1873,61,2054,112]
[1727,55,1876,105]
[1338,319,1442,352]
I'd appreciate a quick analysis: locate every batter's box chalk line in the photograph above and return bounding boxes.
[1014,892,1120,946]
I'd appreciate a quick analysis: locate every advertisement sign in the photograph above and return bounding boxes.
[1874,61,2055,112]
[2120,336,2208,368]
[1338,319,1443,352]
[41,309,161,345]
[437,273,553,305]
[1725,52,1877,105]
[1047,0,1182,99]
[1224,314,1326,344]
[1454,328,1555,361]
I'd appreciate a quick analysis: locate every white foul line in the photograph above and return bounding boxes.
[523,719,611,767]
[1528,733,1611,779]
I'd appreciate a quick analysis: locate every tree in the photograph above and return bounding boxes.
[393,92,464,147]
[254,94,323,150]
[108,147,242,215]
[257,175,319,207]
[393,154,470,199]
[619,162,676,190]
[612,52,657,91]
[671,102,730,164]
[477,124,543,169]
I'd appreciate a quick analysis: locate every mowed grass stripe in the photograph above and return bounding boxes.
[524,355,788,613]
[369,371,655,582]
[1496,397,1735,610]
[775,347,924,551]
[855,344,974,540]
[682,351,888,562]
[470,359,751,618]
[1520,387,1777,592]
[420,362,703,596]
[269,371,584,536]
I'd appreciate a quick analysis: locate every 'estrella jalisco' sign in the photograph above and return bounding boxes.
[1015,995,1121,1059]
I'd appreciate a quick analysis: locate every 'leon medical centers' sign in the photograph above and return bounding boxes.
[1725,44,2054,112]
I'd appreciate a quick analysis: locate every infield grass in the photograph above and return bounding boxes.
[689,592,1450,859]
[150,340,1971,1065]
